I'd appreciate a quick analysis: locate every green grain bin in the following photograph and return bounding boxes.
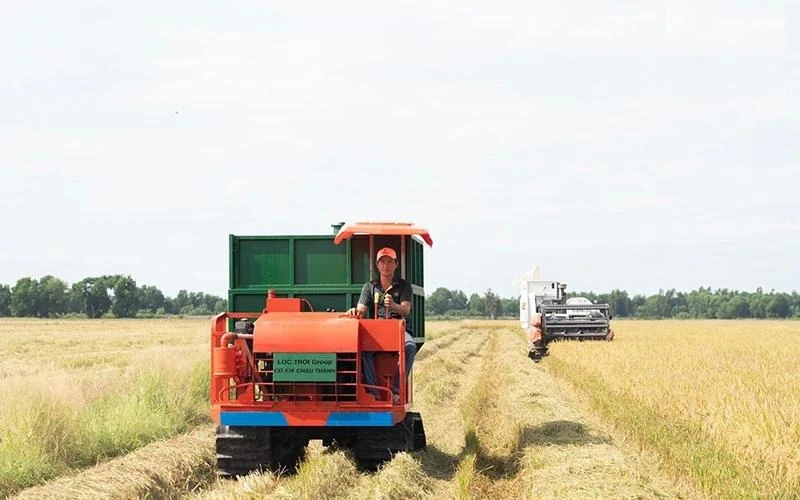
[228,222,431,347]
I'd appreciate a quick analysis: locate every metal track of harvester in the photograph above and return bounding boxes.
[216,412,426,477]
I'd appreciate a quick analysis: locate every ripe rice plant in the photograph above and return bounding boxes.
[0,318,211,497]
[546,319,800,498]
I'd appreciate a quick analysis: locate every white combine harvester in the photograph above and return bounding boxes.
[516,267,614,362]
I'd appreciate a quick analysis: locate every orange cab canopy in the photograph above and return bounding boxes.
[334,221,433,247]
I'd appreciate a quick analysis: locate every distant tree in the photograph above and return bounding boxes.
[635,295,660,318]
[766,294,790,318]
[427,287,453,315]
[11,277,41,317]
[657,289,675,317]
[673,291,689,317]
[0,284,11,316]
[163,290,226,315]
[72,277,112,318]
[484,289,500,320]
[607,289,632,317]
[468,293,485,316]
[213,298,226,313]
[173,290,190,313]
[138,285,165,313]
[687,288,714,318]
[719,295,750,319]
[188,291,202,309]
[500,297,518,317]
[630,294,646,317]
[110,275,139,318]
[163,297,176,314]
[188,291,217,314]
[451,290,468,311]
[39,275,69,317]
[202,293,220,312]
[65,286,81,314]
[749,291,769,319]
[184,292,207,315]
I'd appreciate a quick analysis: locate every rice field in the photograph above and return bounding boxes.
[546,319,800,499]
[0,318,211,496]
[2,318,798,498]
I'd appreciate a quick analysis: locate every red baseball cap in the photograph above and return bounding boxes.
[376,247,397,262]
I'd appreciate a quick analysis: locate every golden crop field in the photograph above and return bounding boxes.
[0,318,211,496]
[546,319,800,498]
[2,318,798,499]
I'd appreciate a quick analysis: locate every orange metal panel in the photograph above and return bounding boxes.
[254,313,360,352]
[359,320,404,351]
[333,221,433,247]
[266,297,302,312]
[283,411,329,426]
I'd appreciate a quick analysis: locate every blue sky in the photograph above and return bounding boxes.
[1,1,797,299]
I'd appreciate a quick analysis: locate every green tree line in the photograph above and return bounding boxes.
[426,287,515,319]
[425,287,800,319]
[2,278,797,320]
[0,275,226,318]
